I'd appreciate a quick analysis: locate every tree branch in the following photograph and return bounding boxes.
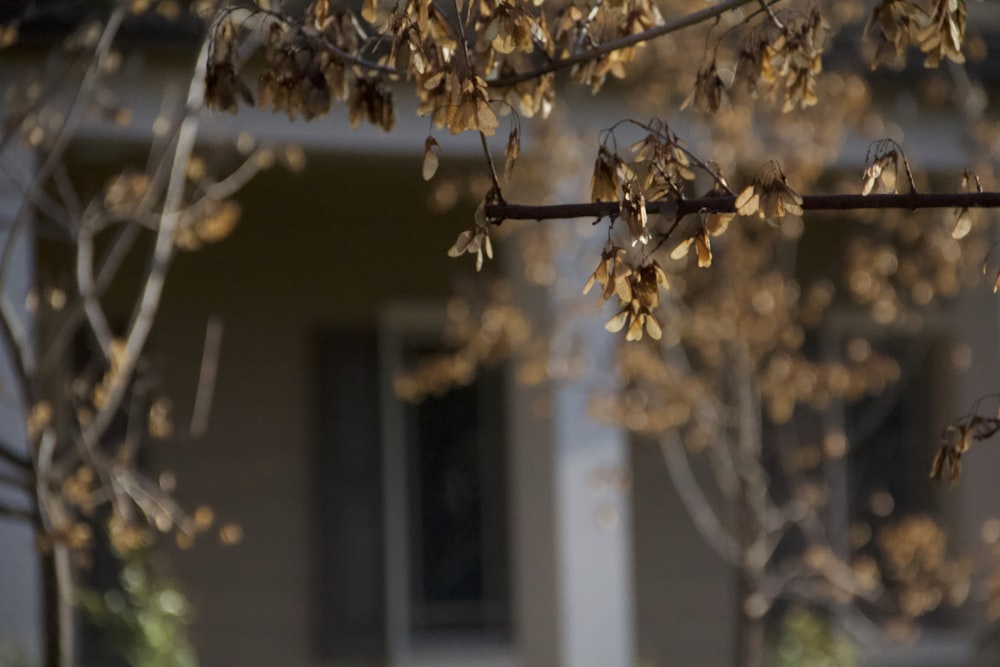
[75,215,114,362]
[0,5,126,295]
[489,0,759,87]
[659,432,741,565]
[80,39,210,450]
[486,191,1000,222]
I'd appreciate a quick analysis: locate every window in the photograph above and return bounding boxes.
[822,319,971,664]
[316,304,511,666]
[403,358,510,637]
[844,335,950,524]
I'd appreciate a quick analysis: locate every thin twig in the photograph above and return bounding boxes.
[758,0,784,29]
[0,5,127,298]
[0,296,37,397]
[75,215,114,361]
[51,164,83,225]
[659,432,741,565]
[43,160,233,376]
[0,160,75,231]
[39,126,182,375]
[479,131,503,200]
[189,316,224,438]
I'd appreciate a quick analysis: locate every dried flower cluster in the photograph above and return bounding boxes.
[203,0,664,135]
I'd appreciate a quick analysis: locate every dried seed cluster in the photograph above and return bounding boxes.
[447,201,494,271]
[867,0,967,69]
[735,160,803,226]
[203,0,671,136]
[735,8,828,112]
[583,246,669,341]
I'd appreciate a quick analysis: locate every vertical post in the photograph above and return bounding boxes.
[551,221,635,667]
[502,155,634,666]
[378,314,413,665]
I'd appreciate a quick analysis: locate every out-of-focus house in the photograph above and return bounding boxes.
[3,5,1000,667]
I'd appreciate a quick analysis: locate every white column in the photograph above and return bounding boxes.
[0,145,39,665]
[552,307,635,665]
[504,211,635,667]
[551,222,635,667]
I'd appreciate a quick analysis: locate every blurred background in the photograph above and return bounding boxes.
[3,2,1000,667]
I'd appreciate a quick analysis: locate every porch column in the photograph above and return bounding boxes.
[506,210,635,667]
[552,221,635,667]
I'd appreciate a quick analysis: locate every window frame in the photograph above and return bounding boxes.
[378,302,515,667]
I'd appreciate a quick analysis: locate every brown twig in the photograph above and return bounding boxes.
[486,191,1000,222]
[479,131,504,200]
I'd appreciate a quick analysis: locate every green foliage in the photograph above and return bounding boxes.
[767,607,857,667]
[78,549,197,667]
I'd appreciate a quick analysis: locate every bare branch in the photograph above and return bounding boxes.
[479,131,503,200]
[487,191,1000,222]
[0,5,127,294]
[303,22,401,76]
[81,39,210,449]
[659,432,741,565]
[75,216,114,362]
